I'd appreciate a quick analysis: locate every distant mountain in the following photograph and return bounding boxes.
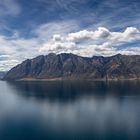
[3,53,140,80]
[0,71,7,79]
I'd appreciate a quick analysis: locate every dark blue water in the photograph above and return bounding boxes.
[0,80,140,140]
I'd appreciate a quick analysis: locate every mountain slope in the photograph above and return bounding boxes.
[3,53,140,80]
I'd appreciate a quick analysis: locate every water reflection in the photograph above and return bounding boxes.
[0,80,140,140]
[6,80,140,101]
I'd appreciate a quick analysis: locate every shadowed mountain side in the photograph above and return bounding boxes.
[3,53,140,80]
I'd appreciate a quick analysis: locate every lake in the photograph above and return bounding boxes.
[0,80,140,140]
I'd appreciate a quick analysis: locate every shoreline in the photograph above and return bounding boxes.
[14,77,140,82]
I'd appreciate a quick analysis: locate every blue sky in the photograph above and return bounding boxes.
[0,0,140,70]
[2,0,140,36]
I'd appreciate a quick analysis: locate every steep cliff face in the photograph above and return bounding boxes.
[3,53,140,80]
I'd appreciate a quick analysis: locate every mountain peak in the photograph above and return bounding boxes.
[113,53,122,57]
[46,53,57,57]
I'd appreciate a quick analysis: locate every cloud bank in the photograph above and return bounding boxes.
[40,27,140,56]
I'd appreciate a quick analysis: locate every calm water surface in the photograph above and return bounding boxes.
[0,80,140,140]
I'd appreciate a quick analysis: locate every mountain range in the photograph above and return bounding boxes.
[3,53,140,81]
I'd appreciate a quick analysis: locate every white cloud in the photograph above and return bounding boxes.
[39,27,140,57]
[119,47,140,55]
[0,59,19,71]
[0,35,40,71]
[53,34,63,42]
[110,27,140,43]
[33,20,80,40]
[67,27,140,42]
